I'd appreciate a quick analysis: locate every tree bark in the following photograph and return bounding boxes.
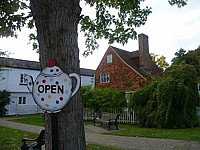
[30,0,86,149]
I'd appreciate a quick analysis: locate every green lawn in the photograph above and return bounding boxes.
[0,126,38,150]
[4,114,45,127]
[3,114,200,141]
[0,126,123,150]
[106,124,200,141]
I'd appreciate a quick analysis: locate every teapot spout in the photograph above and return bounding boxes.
[24,74,34,93]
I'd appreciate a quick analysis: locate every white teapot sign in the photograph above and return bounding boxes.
[25,59,80,113]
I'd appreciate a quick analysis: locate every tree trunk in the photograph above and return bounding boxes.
[30,0,86,149]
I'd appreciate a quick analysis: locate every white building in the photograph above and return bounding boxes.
[0,57,95,115]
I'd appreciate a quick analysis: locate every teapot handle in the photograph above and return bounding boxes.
[69,73,81,97]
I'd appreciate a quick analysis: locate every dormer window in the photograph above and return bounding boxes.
[107,54,112,63]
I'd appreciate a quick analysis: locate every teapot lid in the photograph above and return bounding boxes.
[41,66,63,76]
[41,59,63,76]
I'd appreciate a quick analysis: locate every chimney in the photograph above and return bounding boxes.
[138,33,152,71]
[138,33,149,53]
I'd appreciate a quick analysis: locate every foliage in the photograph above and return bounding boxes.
[171,47,200,79]
[0,90,10,116]
[168,0,188,8]
[171,48,186,63]
[165,65,199,93]
[82,86,127,112]
[0,49,7,57]
[129,80,159,127]
[151,53,169,71]
[0,0,30,38]
[81,86,95,109]
[129,65,199,128]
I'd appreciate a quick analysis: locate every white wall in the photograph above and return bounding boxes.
[1,67,39,92]
[7,92,42,115]
[81,75,94,88]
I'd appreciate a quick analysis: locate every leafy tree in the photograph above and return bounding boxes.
[151,53,169,71]
[172,47,200,79]
[171,48,186,63]
[0,0,30,38]
[0,90,10,116]
[129,65,199,128]
[0,0,189,149]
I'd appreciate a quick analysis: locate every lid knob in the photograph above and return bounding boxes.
[47,59,55,67]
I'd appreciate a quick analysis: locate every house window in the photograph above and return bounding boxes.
[18,97,26,104]
[107,54,112,63]
[100,73,110,83]
[91,77,94,83]
[20,74,26,84]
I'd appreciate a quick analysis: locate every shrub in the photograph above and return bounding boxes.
[0,90,10,116]
[82,86,126,113]
[129,65,199,128]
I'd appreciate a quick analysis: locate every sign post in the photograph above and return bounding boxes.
[52,113,58,150]
[25,59,80,149]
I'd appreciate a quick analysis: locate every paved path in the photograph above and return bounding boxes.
[0,118,200,150]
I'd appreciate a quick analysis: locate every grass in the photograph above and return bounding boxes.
[6,114,45,127]
[105,124,200,141]
[3,114,200,141]
[0,126,38,150]
[0,126,123,150]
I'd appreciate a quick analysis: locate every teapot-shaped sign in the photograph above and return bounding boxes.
[25,59,80,113]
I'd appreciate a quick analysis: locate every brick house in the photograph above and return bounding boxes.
[95,33,161,95]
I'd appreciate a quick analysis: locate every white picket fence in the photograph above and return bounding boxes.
[83,108,137,124]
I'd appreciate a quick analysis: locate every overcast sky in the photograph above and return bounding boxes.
[0,0,200,70]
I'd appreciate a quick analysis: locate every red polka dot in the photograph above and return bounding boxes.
[60,97,63,101]
[42,80,46,83]
[41,98,44,101]
[56,69,59,72]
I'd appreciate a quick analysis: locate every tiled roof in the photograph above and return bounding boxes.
[80,68,95,76]
[0,57,40,70]
[0,57,95,76]
[110,46,147,77]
